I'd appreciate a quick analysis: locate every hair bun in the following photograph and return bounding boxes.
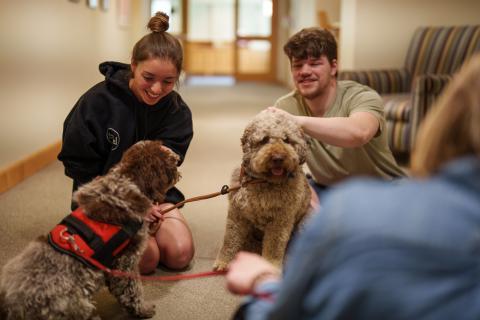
[148,11,169,33]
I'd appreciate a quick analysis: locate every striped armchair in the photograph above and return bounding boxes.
[339,25,480,162]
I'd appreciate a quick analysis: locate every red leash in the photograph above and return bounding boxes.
[103,265,277,302]
[106,267,274,301]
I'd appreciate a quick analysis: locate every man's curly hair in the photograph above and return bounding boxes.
[283,27,337,64]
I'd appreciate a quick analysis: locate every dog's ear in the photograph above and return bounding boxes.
[148,149,181,203]
[241,124,257,169]
[164,151,181,186]
[296,128,309,165]
[117,141,180,203]
[240,125,253,153]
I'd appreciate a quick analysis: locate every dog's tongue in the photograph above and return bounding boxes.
[271,167,284,176]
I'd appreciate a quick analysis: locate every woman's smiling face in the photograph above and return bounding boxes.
[129,58,178,105]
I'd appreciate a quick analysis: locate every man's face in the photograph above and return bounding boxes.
[291,55,337,100]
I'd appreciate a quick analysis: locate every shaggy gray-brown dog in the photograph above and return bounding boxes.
[213,111,311,271]
[0,140,180,320]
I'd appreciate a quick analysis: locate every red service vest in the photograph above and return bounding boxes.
[48,208,143,270]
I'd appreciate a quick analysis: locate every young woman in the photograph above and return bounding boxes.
[58,12,194,274]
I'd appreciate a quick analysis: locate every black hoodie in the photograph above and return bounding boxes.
[58,61,193,205]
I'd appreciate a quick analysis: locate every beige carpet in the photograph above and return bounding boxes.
[0,81,290,320]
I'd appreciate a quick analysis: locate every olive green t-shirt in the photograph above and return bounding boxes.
[275,80,406,186]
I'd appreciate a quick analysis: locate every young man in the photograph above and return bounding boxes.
[268,28,405,206]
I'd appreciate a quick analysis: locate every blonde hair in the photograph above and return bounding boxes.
[410,54,480,177]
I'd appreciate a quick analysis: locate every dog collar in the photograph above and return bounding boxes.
[48,207,143,270]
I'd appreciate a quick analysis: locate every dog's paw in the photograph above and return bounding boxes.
[212,259,229,271]
[134,303,156,319]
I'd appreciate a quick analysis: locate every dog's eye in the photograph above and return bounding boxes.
[283,137,290,144]
[259,137,269,145]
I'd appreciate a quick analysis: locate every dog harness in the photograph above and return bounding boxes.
[48,208,143,270]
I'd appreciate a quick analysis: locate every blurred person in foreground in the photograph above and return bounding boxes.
[226,53,480,320]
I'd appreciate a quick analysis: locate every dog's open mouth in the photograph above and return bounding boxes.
[270,167,285,176]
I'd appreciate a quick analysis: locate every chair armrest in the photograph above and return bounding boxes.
[410,73,453,149]
[338,68,411,94]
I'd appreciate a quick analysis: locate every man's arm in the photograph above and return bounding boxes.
[268,107,380,148]
[297,112,379,147]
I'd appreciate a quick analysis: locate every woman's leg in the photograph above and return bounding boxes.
[155,209,195,269]
[155,206,195,269]
[138,203,194,274]
[139,237,160,275]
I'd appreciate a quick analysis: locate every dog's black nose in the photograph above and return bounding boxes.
[272,155,284,165]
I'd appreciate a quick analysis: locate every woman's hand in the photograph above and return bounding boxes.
[146,203,178,235]
[144,203,166,224]
[225,252,280,295]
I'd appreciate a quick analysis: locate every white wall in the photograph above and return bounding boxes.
[338,0,356,69]
[275,0,293,87]
[0,0,143,168]
[289,0,317,32]
[276,0,319,88]
[316,0,340,24]
[339,0,480,70]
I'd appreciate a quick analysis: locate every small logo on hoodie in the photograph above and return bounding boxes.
[106,128,120,151]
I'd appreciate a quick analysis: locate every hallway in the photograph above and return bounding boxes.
[0,81,290,320]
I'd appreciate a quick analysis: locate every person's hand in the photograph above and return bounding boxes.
[265,107,298,124]
[225,252,281,295]
[146,203,179,235]
[144,203,166,224]
[309,185,320,211]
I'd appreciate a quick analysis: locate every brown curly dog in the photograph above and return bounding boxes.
[0,140,180,320]
[213,111,311,271]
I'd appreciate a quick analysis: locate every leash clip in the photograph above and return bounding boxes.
[220,185,230,194]
[59,228,84,254]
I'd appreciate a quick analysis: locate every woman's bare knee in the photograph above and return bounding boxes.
[138,237,160,275]
[154,207,195,269]
[160,237,195,270]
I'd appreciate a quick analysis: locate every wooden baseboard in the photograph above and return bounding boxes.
[0,141,62,194]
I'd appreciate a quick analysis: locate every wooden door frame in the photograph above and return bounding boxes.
[182,0,277,81]
[234,0,277,81]
[181,0,188,40]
